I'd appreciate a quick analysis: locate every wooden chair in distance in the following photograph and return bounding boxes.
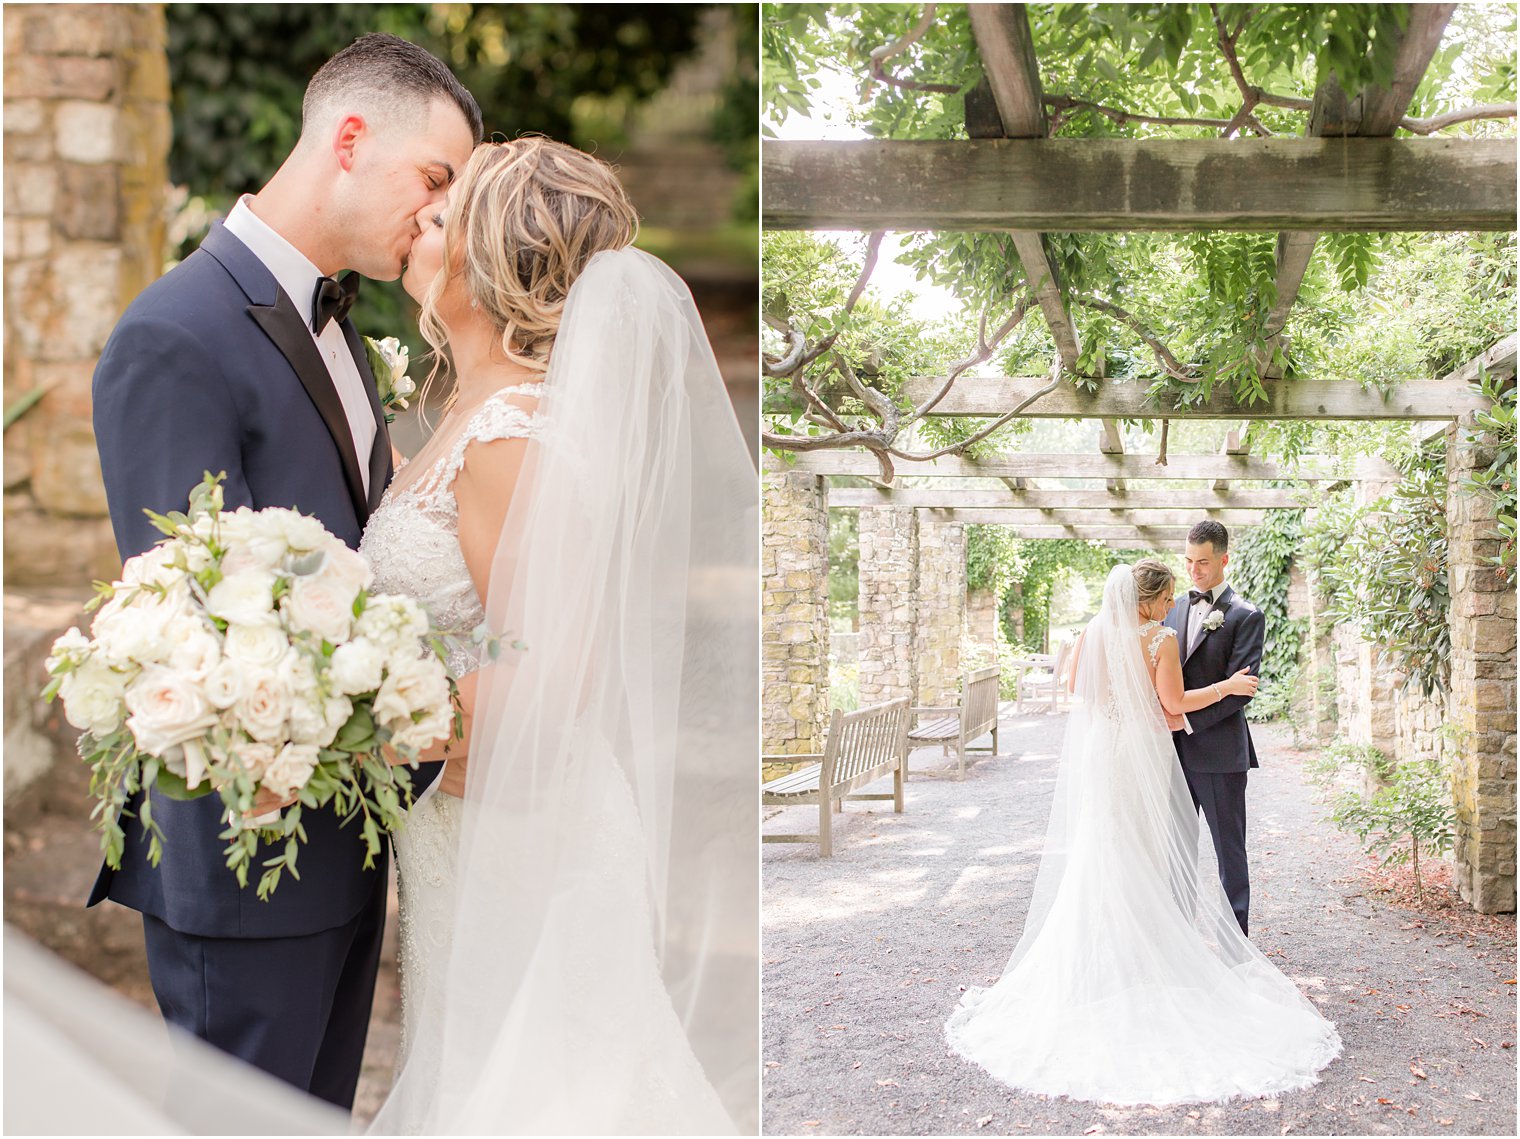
[906,664,1001,780]
[1011,641,1072,714]
[761,697,910,858]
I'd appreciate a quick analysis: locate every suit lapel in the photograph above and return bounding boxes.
[202,222,370,524]
[247,293,369,524]
[1182,585,1234,666]
[340,320,392,514]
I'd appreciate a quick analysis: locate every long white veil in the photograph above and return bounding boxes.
[375,247,758,1133]
[946,565,1340,1105]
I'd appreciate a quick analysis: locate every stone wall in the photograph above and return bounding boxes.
[1286,564,1336,745]
[965,587,1001,661]
[857,507,917,708]
[761,471,830,757]
[4,3,170,585]
[914,512,965,707]
[1445,419,1517,914]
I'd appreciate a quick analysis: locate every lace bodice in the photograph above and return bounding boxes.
[359,385,544,677]
[1140,620,1177,666]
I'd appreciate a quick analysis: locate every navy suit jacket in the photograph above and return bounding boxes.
[89,222,438,938]
[1165,585,1264,775]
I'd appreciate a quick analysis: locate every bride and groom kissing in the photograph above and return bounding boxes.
[86,33,755,1133]
[947,521,1343,1105]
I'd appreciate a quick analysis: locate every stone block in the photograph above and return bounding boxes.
[2,499,118,584]
[41,243,122,360]
[2,161,57,216]
[30,414,108,517]
[2,216,49,261]
[55,100,121,164]
[56,163,120,240]
[4,55,117,101]
[22,6,125,57]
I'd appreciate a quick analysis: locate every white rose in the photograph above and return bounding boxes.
[283,575,356,645]
[165,617,221,677]
[206,570,278,627]
[230,739,279,783]
[390,703,452,752]
[328,640,385,696]
[59,658,129,737]
[374,654,451,742]
[235,668,291,744]
[218,510,288,576]
[124,665,219,757]
[93,604,173,668]
[201,658,245,709]
[312,540,372,595]
[289,689,352,748]
[222,622,290,670]
[261,743,320,798]
[120,543,183,590]
[46,626,92,673]
[266,509,330,554]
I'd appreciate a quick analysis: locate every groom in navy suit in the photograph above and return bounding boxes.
[90,35,479,1108]
[1164,520,1265,936]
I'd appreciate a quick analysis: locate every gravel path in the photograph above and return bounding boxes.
[762,711,1517,1136]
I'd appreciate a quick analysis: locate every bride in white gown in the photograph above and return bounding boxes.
[359,138,757,1133]
[946,560,1340,1106]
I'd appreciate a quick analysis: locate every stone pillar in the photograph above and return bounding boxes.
[3,3,171,584]
[1445,419,1518,913]
[965,587,1001,660]
[761,471,830,757]
[914,510,965,707]
[857,507,917,707]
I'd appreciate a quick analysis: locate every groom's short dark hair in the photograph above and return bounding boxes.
[303,33,483,144]
[1188,520,1229,553]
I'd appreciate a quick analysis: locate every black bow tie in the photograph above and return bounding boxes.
[311,272,360,334]
[1189,590,1213,605]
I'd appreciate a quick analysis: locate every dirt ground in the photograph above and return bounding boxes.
[761,711,1517,1136]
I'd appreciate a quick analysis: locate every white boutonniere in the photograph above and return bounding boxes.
[1201,610,1226,633]
[362,336,417,424]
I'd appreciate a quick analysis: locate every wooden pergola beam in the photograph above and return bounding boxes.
[1447,331,1518,387]
[830,487,1305,509]
[953,523,1196,542]
[889,374,1488,419]
[917,507,1269,527]
[1214,427,1250,491]
[761,138,1516,232]
[1258,7,1454,381]
[764,451,1397,481]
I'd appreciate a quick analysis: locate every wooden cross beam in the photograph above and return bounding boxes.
[1257,6,1455,382]
[764,451,1398,481]
[889,374,1487,419]
[829,487,1306,509]
[916,507,1269,527]
[954,523,1196,542]
[1214,428,1250,491]
[761,138,1516,232]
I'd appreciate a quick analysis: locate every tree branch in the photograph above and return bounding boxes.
[888,359,1066,462]
[1044,93,1235,131]
[1400,102,1518,134]
[906,292,1031,423]
[1071,295,1198,382]
[866,4,961,96]
[761,316,806,377]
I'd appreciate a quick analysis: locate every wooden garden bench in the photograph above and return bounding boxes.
[907,664,1001,780]
[761,696,910,858]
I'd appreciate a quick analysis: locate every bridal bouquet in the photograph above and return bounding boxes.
[43,474,458,899]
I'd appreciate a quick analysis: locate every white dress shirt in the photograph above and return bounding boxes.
[1187,581,1226,655]
[224,196,376,495]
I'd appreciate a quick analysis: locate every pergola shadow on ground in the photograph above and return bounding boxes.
[761,710,1517,1136]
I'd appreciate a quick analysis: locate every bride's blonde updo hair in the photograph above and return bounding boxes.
[418,136,639,385]
[1132,559,1175,610]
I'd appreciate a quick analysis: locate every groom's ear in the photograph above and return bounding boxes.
[332,114,367,172]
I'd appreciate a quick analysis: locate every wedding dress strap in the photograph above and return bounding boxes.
[406,390,546,513]
[1145,623,1176,665]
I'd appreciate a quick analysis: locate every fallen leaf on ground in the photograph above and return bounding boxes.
[765,1061,781,1069]
[1358,1076,1376,1083]
[1410,1064,1427,1080]
[976,1116,993,1129]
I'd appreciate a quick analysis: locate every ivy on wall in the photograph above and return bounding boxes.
[1232,509,1305,722]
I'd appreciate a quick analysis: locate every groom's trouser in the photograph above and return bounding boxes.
[142,890,385,1109]
[1181,767,1250,936]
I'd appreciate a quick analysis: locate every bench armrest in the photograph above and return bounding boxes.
[761,753,823,764]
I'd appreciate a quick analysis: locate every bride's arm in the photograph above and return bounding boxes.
[1066,630,1084,694]
[1152,634,1257,715]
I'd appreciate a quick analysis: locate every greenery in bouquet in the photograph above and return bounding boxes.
[44,474,464,900]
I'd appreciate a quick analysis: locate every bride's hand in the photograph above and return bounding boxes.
[1220,667,1259,698]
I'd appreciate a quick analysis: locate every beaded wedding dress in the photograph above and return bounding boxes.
[944,566,1341,1106]
[360,248,757,1134]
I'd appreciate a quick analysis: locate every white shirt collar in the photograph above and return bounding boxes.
[224,195,325,324]
[1193,582,1226,604]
